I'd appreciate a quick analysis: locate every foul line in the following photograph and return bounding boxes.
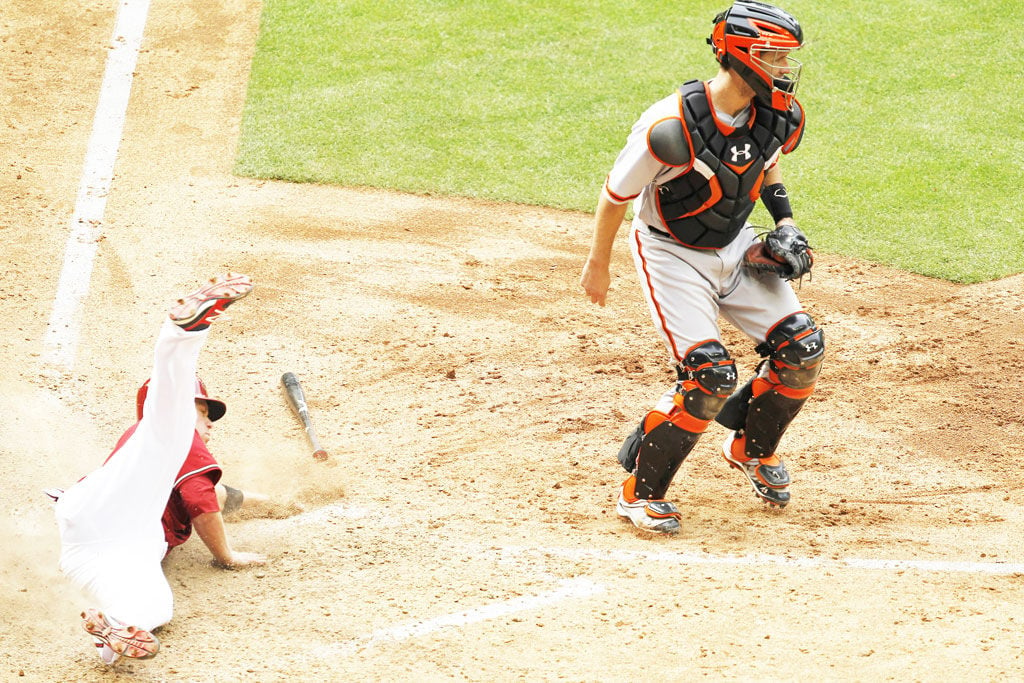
[308,577,605,658]
[497,545,1024,576]
[42,0,152,371]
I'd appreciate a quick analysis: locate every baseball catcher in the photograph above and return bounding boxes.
[51,274,274,665]
[580,0,824,533]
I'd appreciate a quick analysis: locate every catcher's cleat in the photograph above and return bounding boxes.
[722,433,790,508]
[169,273,253,331]
[616,475,682,534]
[81,608,160,660]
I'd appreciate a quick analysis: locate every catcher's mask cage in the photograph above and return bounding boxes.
[136,376,227,422]
[708,0,803,110]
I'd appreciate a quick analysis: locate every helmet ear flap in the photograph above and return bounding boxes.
[709,8,733,67]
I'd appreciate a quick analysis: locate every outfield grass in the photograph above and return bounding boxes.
[236,0,1023,282]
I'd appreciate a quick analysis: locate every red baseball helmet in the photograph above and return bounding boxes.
[136,377,227,422]
[708,1,803,110]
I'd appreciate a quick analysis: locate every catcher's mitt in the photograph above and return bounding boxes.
[743,224,813,281]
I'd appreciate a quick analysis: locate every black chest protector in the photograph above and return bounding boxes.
[648,80,804,249]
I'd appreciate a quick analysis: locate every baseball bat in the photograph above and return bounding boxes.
[281,372,328,461]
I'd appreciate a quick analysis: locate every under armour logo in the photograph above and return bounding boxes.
[729,143,752,162]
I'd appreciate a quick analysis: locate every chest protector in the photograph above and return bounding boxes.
[648,80,804,249]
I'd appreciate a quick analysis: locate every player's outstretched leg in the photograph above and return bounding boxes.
[81,608,160,661]
[722,432,791,508]
[168,272,253,331]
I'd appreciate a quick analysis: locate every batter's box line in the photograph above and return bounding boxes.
[302,577,605,660]
[494,545,1024,576]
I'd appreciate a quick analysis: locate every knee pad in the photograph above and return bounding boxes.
[761,312,824,390]
[676,341,738,420]
[716,314,823,452]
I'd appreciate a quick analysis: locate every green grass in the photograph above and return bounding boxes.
[236,0,1024,282]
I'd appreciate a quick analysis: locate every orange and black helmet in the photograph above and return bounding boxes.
[136,376,227,422]
[708,1,803,110]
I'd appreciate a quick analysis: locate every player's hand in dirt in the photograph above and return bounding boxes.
[216,551,268,569]
[580,260,611,306]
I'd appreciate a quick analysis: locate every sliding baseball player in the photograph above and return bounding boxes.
[53,273,265,665]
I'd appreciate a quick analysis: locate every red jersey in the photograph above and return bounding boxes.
[107,424,223,550]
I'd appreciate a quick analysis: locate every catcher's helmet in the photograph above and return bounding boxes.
[136,377,227,422]
[708,0,803,110]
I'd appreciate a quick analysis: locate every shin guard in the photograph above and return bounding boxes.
[742,383,809,459]
[631,411,702,500]
[721,312,824,459]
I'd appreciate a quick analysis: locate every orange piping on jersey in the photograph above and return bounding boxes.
[633,229,682,362]
[604,175,639,203]
[782,100,805,154]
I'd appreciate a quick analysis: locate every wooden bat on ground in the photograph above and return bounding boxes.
[281,372,328,461]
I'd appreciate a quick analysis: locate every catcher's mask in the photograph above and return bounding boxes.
[708,0,803,110]
[136,376,227,422]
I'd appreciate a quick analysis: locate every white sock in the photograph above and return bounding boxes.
[93,639,120,665]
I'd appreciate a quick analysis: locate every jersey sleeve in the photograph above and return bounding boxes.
[603,97,678,205]
[176,472,221,518]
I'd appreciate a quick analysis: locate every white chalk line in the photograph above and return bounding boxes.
[308,577,605,659]
[496,544,1024,576]
[288,502,1023,577]
[42,0,152,372]
[291,508,1018,661]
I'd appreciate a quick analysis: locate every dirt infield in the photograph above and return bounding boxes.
[2,1,1023,680]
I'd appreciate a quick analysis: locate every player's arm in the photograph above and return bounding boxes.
[216,483,301,519]
[191,510,267,568]
[582,102,677,306]
[179,475,267,568]
[581,194,630,306]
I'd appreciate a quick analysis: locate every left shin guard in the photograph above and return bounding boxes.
[722,312,824,459]
[742,380,810,459]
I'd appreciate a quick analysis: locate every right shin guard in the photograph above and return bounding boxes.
[632,413,701,499]
[621,341,737,499]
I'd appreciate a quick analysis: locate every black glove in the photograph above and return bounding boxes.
[744,224,813,281]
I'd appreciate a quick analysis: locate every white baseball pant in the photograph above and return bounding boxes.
[629,220,804,413]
